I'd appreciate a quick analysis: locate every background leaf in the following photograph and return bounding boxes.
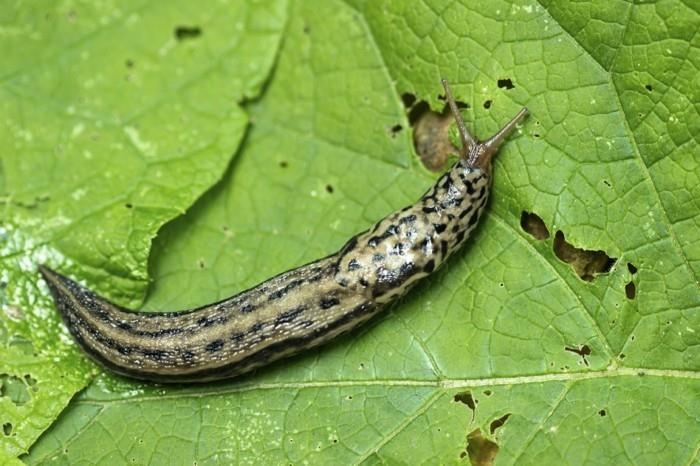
[3,0,700,464]
[0,0,286,458]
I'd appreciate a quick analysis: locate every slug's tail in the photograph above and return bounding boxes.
[441,78,528,171]
[38,265,204,382]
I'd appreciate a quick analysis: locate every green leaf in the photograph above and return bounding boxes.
[0,0,286,458]
[7,0,700,464]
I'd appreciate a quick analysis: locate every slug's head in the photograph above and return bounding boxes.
[441,79,528,174]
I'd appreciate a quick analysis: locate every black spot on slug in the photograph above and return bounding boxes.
[433,223,446,234]
[205,339,224,353]
[320,296,340,309]
[240,303,254,314]
[424,259,435,273]
[347,259,360,271]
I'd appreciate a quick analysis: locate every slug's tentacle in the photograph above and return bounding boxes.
[40,80,528,383]
[441,78,528,170]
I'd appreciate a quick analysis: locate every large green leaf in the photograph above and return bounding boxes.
[0,0,286,458]
[5,0,700,464]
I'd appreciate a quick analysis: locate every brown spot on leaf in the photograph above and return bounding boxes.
[465,428,499,466]
[520,211,550,240]
[553,231,616,281]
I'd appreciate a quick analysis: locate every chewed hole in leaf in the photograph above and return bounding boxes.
[625,281,636,300]
[553,231,616,281]
[598,409,607,417]
[3,422,11,436]
[489,413,511,435]
[454,391,476,411]
[404,93,468,172]
[497,78,515,90]
[0,374,31,406]
[645,84,652,92]
[520,211,550,240]
[627,262,638,274]
[565,344,591,366]
[483,100,492,109]
[464,428,499,466]
[388,124,403,137]
[174,25,202,41]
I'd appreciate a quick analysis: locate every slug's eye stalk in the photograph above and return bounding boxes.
[441,78,528,172]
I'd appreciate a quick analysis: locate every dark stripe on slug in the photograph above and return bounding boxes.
[240,303,255,313]
[274,306,306,326]
[143,349,168,361]
[268,278,304,301]
[197,314,228,327]
[319,296,340,309]
[146,302,379,382]
[205,339,225,352]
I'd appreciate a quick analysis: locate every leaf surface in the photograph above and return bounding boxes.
[5,0,700,464]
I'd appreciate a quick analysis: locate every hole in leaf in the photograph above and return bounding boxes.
[125,203,133,209]
[627,262,638,274]
[625,281,636,300]
[454,391,476,410]
[401,92,416,108]
[645,84,652,92]
[565,344,592,366]
[197,259,205,269]
[465,428,499,466]
[497,78,515,90]
[598,409,607,417]
[389,124,403,137]
[520,211,550,240]
[325,184,334,194]
[0,374,31,406]
[24,374,38,391]
[454,391,477,422]
[483,100,492,109]
[553,231,616,281]
[174,26,202,41]
[279,160,288,168]
[483,390,492,396]
[603,180,612,187]
[3,423,11,436]
[619,353,626,359]
[489,413,511,435]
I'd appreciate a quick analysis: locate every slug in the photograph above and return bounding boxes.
[40,80,528,383]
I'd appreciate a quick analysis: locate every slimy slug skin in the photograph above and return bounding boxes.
[40,80,528,383]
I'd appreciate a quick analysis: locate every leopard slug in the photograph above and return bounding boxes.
[40,80,528,383]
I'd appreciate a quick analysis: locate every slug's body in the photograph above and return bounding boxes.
[40,80,528,383]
